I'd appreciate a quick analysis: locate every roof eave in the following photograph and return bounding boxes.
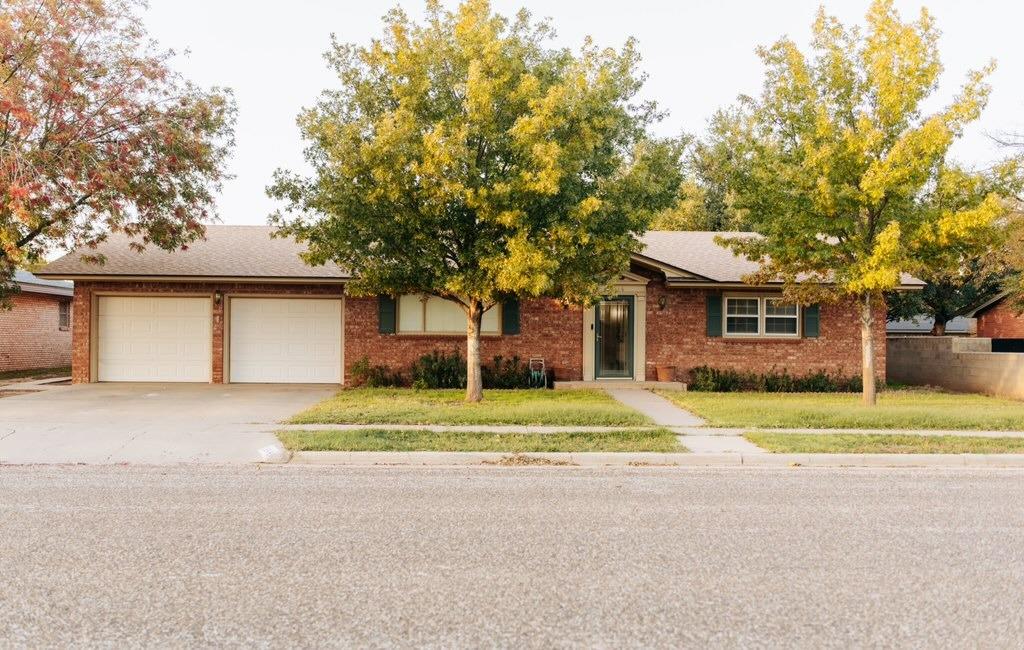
[31,273,352,284]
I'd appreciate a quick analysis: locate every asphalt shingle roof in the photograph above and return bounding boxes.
[38,226,349,279]
[37,225,922,287]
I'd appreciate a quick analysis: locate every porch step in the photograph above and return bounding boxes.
[553,380,686,391]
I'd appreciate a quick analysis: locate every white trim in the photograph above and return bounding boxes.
[582,278,647,382]
[723,293,801,339]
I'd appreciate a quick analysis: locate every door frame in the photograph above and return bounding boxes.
[594,295,635,379]
[582,272,648,381]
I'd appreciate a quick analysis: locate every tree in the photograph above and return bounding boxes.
[713,0,1008,405]
[651,116,750,232]
[886,160,1022,333]
[1,0,235,302]
[269,0,682,401]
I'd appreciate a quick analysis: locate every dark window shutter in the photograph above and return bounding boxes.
[803,304,820,338]
[378,296,396,334]
[501,299,521,335]
[706,294,723,337]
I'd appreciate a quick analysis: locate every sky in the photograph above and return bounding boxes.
[142,0,1024,226]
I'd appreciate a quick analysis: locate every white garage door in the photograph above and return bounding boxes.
[97,296,212,382]
[229,298,342,383]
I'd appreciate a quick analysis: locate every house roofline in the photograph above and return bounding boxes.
[31,274,351,284]
[965,291,1010,317]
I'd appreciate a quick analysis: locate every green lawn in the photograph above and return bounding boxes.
[746,432,1024,454]
[657,389,1024,431]
[278,428,683,452]
[288,388,650,426]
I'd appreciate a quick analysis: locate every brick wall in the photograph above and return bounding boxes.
[0,291,72,372]
[70,281,344,383]
[977,299,1024,339]
[644,285,887,382]
[69,279,883,385]
[344,296,583,383]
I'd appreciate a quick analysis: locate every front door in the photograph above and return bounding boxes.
[595,296,634,379]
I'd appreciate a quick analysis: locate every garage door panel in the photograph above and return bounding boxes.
[229,298,342,384]
[97,297,212,382]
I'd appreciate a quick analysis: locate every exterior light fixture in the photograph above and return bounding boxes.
[658,296,668,310]
[214,290,223,305]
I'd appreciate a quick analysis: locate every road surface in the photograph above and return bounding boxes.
[2,465,1023,647]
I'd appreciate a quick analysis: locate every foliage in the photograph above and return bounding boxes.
[268,0,682,400]
[349,356,406,388]
[277,428,681,453]
[289,388,651,426]
[0,0,236,302]
[687,365,862,393]
[706,0,1013,402]
[651,119,751,232]
[659,389,1024,431]
[482,354,543,389]
[745,432,1024,454]
[411,350,466,389]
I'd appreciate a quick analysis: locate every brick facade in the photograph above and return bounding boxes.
[976,298,1024,339]
[644,285,886,382]
[344,296,583,383]
[0,291,72,372]
[69,279,885,384]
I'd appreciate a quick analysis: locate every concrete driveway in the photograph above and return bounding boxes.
[0,383,336,464]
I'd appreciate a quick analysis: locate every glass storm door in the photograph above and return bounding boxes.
[595,296,634,379]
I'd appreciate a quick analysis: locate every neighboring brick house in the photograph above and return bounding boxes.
[36,226,915,385]
[0,271,74,373]
[968,292,1024,351]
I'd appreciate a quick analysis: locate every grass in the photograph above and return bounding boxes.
[657,389,1024,431]
[0,366,70,384]
[746,432,1024,454]
[277,428,683,453]
[288,388,650,426]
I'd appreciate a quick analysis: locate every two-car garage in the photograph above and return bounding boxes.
[95,296,343,384]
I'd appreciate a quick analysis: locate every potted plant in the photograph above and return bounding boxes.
[655,365,677,382]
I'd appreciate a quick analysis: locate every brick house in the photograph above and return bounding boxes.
[968,292,1024,352]
[0,271,74,373]
[36,226,917,385]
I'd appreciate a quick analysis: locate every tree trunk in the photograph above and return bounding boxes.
[860,293,877,406]
[931,320,946,336]
[465,301,484,403]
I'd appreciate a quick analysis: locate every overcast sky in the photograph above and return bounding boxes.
[143,0,1024,226]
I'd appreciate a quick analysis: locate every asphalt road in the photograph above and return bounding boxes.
[2,466,1024,648]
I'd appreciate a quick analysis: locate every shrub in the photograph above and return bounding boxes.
[350,356,406,388]
[411,350,466,389]
[687,365,863,393]
[482,355,536,389]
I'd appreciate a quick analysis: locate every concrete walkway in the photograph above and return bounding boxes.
[675,427,1024,438]
[604,388,705,426]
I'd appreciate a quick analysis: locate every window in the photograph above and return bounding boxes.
[396,294,500,334]
[58,301,71,330]
[724,296,799,338]
[764,299,798,336]
[725,298,760,335]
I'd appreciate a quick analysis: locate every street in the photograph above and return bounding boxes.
[2,466,1023,647]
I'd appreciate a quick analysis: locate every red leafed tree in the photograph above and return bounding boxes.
[0,0,235,300]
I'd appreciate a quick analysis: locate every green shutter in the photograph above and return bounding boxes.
[501,299,521,335]
[803,304,820,338]
[378,296,396,334]
[706,294,723,337]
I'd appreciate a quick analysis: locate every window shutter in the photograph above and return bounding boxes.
[706,295,723,337]
[803,304,820,338]
[501,299,521,335]
[378,296,396,334]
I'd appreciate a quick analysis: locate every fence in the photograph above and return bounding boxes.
[887,336,1024,400]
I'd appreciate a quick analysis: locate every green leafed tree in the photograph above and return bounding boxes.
[712,0,1011,404]
[0,0,236,302]
[269,0,682,401]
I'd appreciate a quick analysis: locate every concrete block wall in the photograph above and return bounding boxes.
[887,336,1024,400]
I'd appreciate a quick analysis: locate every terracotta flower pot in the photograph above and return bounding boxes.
[655,365,676,382]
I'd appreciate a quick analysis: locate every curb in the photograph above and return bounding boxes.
[287,450,1024,468]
